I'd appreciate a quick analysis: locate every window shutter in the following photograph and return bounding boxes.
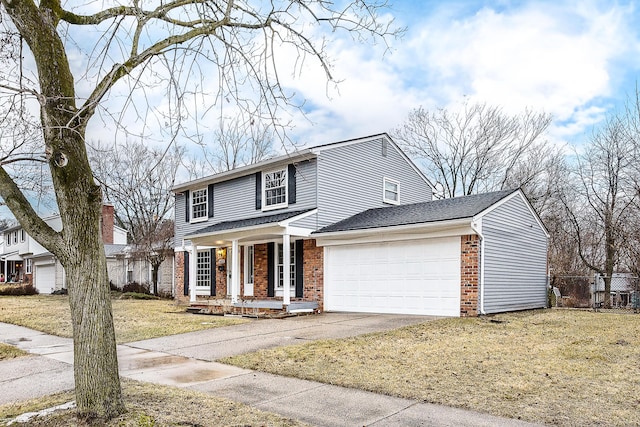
[183,251,189,296]
[208,184,214,218]
[267,242,275,297]
[255,172,262,210]
[288,164,296,205]
[210,248,216,296]
[295,240,304,298]
[184,190,190,222]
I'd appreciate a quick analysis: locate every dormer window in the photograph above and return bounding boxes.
[263,168,288,211]
[191,188,208,222]
[383,178,400,205]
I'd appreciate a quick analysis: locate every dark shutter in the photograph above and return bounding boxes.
[210,248,216,296]
[267,242,275,297]
[255,172,262,210]
[183,251,189,296]
[208,184,214,218]
[184,190,190,222]
[295,240,304,298]
[288,164,297,205]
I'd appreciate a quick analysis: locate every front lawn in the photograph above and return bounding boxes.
[0,295,247,343]
[0,379,307,426]
[223,309,640,426]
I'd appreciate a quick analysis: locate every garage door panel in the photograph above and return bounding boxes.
[325,237,461,316]
[35,264,55,295]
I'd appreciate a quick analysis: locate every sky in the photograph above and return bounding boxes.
[3,0,640,218]
[278,0,640,148]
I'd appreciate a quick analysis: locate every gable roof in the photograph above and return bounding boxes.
[314,189,518,234]
[172,133,431,192]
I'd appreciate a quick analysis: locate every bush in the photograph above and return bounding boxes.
[120,292,159,300]
[51,288,68,295]
[122,281,150,294]
[0,283,39,296]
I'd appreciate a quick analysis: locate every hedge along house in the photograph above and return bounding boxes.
[173,134,549,317]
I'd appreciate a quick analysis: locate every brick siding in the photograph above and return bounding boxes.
[460,234,480,317]
[303,239,324,311]
[101,204,115,244]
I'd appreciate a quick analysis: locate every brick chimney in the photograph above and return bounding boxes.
[101,203,115,244]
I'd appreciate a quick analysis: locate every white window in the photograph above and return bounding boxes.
[5,234,9,246]
[191,188,208,222]
[12,231,18,244]
[26,259,32,274]
[383,178,400,205]
[245,245,254,285]
[20,230,25,242]
[196,250,211,288]
[276,242,295,289]
[263,168,287,210]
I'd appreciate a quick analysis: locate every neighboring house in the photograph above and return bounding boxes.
[173,133,549,317]
[591,273,639,308]
[0,204,127,294]
[108,246,174,296]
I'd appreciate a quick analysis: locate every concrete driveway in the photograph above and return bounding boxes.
[126,312,439,360]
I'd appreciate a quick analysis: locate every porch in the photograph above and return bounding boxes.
[176,209,324,315]
[187,298,320,317]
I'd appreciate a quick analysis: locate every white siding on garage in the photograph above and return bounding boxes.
[481,194,548,313]
[324,237,461,316]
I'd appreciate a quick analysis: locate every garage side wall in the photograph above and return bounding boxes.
[481,195,548,313]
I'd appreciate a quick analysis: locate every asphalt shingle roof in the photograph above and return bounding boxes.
[314,189,518,234]
[190,208,316,236]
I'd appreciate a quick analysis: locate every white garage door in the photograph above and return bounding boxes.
[35,264,56,295]
[324,237,461,316]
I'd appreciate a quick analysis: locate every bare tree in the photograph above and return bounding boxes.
[561,117,638,308]
[0,0,399,419]
[393,100,554,200]
[90,140,181,295]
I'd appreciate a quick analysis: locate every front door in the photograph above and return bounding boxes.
[244,245,254,296]
[226,247,232,296]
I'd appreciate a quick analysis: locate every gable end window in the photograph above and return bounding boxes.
[383,178,400,205]
[262,168,288,211]
[190,188,208,222]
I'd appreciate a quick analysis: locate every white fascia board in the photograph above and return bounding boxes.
[474,189,550,238]
[186,209,318,245]
[314,218,473,246]
[172,150,316,193]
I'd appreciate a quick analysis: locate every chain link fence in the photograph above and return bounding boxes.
[549,274,640,313]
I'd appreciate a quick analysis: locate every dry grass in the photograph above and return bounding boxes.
[0,379,308,426]
[0,342,26,360]
[0,295,246,343]
[224,309,640,426]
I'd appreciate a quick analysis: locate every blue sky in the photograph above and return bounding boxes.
[280,0,640,148]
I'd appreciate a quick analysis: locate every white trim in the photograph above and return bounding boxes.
[474,189,549,238]
[190,187,209,224]
[261,168,288,212]
[383,177,400,205]
[243,244,254,297]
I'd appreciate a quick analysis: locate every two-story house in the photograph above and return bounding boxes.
[173,134,548,317]
[0,204,128,294]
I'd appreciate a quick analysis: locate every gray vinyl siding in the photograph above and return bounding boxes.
[174,159,317,246]
[316,137,432,228]
[481,194,548,313]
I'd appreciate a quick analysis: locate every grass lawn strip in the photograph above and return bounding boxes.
[0,379,308,426]
[0,343,27,360]
[0,295,247,343]
[223,310,640,427]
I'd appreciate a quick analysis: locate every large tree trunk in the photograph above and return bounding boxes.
[61,193,124,419]
[0,0,125,418]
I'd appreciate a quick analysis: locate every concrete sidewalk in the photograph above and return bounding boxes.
[0,316,542,426]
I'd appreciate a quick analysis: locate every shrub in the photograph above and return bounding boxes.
[0,283,39,296]
[120,292,159,300]
[122,281,150,294]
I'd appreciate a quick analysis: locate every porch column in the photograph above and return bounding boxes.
[283,233,291,305]
[231,239,240,304]
[190,245,197,303]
